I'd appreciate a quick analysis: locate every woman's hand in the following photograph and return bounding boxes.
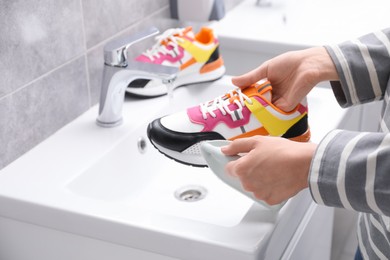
[221,136,317,205]
[232,47,338,111]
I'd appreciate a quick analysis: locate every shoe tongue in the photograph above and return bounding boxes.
[242,80,273,102]
[206,80,273,110]
[260,88,272,102]
[182,26,195,38]
[161,27,194,46]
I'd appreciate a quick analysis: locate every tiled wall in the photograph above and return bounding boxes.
[0,0,242,170]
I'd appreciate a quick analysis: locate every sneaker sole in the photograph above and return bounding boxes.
[126,65,226,97]
[149,139,208,167]
[149,128,311,167]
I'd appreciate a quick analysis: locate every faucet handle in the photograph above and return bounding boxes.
[104,27,159,67]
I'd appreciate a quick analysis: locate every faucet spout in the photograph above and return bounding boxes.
[96,62,178,127]
[96,27,178,128]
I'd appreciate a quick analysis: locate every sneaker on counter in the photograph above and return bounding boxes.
[147,80,311,167]
[127,26,226,97]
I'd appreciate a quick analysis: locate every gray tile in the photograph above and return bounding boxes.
[86,45,104,106]
[82,0,169,48]
[0,57,89,170]
[0,0,85,97]
[87,7,178,105]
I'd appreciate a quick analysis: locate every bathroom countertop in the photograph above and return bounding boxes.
[212,0,390,54]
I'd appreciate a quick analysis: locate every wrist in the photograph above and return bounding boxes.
[298,142,317,189]
[307,46,339,83]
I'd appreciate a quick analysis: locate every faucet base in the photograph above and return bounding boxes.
[96,118,123,128]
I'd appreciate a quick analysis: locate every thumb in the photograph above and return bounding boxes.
[221,138,255,156]
[231,63,268,88]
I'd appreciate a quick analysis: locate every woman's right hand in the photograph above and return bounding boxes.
[232,46,339,111]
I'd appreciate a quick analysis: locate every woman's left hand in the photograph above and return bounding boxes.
[221,136,317,205]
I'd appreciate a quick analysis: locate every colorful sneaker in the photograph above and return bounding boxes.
[147,80,311,167]
[127,27,226,97]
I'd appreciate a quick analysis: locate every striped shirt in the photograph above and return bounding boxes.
[309,28,390,259]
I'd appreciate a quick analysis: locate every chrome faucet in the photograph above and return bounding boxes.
[96,27,178,127]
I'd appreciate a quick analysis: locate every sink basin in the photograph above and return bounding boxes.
[0,75,345,259]
[66,121,255,228]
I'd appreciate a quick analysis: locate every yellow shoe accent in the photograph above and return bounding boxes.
[246,98,307,136]
[178,39,217,63]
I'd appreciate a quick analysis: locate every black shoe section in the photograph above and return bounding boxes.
[127,79,151,89]
[147,118,225,153]
[282,114,309,139]
[204,46,221,65]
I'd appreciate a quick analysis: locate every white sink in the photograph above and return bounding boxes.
[0,75,346,260]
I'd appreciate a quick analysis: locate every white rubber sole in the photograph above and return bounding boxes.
[151,140,207,167]
[126,65,226,97]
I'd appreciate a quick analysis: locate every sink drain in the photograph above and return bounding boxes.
[137,136,147,154]
[174,185,207,202]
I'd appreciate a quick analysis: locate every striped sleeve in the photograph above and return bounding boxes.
[309,28,390,216]
[325,28,390,108]
[309,130,390,216]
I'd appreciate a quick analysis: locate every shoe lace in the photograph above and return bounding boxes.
[142,28,186,61]
[200,88,253,120]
